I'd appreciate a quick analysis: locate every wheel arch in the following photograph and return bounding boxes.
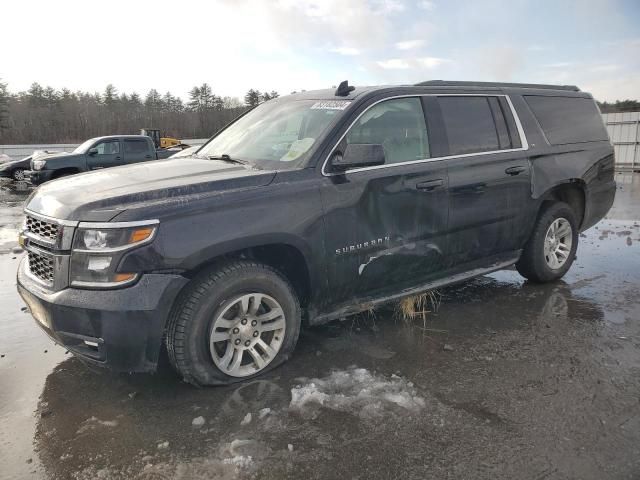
[536,179,586,229]
[181,236,314,309]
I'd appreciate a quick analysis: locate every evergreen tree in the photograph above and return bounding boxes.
[244,89,262,107]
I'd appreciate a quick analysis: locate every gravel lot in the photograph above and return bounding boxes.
[0,173,639,480]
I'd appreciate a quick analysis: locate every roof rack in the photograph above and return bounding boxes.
[414,80,580,92]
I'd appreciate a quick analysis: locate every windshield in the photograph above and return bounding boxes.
[198,99,351,169]
[73,138,98,154]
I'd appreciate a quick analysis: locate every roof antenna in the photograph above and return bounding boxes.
[335,80,355,97]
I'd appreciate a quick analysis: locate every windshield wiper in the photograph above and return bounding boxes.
[207,154,248,165]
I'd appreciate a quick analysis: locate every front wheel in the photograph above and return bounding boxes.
[12,168,25,181]
[165,261,301,386]
[516,202,579,283]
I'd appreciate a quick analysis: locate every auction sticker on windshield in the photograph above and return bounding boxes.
[311,101,351,110]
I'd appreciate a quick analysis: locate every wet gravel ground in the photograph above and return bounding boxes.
[1,173,639,480]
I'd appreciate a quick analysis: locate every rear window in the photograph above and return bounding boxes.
[524,96,608,145]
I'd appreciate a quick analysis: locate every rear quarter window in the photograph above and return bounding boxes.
[524,95,608,145]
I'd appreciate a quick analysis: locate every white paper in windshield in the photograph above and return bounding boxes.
[310,101,351,110]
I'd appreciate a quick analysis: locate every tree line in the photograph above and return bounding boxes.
[0,79,638,145]
[0,80,280,144]
[596,100,640,114]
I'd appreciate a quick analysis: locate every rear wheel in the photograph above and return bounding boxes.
[516,202,579,283]
[165,261,301,386]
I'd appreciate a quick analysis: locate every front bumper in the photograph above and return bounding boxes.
[25,169,55,185]
[17,257,188,372]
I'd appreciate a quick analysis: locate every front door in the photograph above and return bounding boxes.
[436,95,533,266]
[320,97,449,308]
[87,139,123,170]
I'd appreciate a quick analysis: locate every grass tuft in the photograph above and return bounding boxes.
[395,291,441,329]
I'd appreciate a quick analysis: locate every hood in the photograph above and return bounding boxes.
[25,157,276,221]
[0,156,32,170]
[33,151,75,161]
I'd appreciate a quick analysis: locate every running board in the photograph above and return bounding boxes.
[309,252,521,326]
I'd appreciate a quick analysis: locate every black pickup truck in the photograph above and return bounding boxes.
[26,135,175,185]
[17,81,615,386]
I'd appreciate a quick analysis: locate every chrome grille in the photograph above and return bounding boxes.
[27,251,54,284]
[26,215,60,242]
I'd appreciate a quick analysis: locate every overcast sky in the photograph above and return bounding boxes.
[2,0,639,101]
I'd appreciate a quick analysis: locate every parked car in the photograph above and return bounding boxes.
[17,81,615,386]
[26,135,175,185]
[0,154,33,181]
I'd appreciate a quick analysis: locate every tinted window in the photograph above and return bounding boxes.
[124,139,149,154]
[438,96,499,155]
[525,96,608,145]
[95,141,120,155]
[346,97,429,164]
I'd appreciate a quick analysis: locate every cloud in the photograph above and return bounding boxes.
[330,47,361,56]
[377,59,411,69]
[543,62,573,68]
[418,57,450,68]
[396,39,425,50]
[590,64,621,73]
[374,0,406,13]
[377,56,450,70]
[417,0,435,10]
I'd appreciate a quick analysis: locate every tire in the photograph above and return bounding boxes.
[516,202,579,283]
[12,168,25,181]
[165,260,301,386]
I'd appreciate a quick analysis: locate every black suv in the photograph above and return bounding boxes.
[17,81,615,385]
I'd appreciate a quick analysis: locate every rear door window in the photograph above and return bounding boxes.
[345,97,430,164]
[437,96,500,155]
[524,95,608,145]
[124,139,149,154]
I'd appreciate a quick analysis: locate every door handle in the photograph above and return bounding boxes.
[505,166,526,176]
[415,179,444,191]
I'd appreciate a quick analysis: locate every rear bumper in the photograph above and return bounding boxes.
[25,169,55,185]
[17,257,188,372]
[581,179,616,231]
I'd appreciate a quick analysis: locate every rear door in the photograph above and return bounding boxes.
[123,138,154,164]
[86,138,123,170]
[320,96,449,306]
[437,95,532,266]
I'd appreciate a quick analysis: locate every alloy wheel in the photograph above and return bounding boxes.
[209,293,286,377]
[543,218,573,270]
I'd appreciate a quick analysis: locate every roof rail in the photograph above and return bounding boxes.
[414,80,580,92]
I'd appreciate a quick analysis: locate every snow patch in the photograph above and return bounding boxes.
[240,412,252,425]
[192,416,206,426]
[76,416,118,434]
[290,367,425,419]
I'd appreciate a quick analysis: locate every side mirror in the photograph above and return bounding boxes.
[88,147,98,156]
[331,144,385,171]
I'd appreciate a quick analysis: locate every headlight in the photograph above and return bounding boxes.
[69,222,158,287]
[32,159,46,170]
